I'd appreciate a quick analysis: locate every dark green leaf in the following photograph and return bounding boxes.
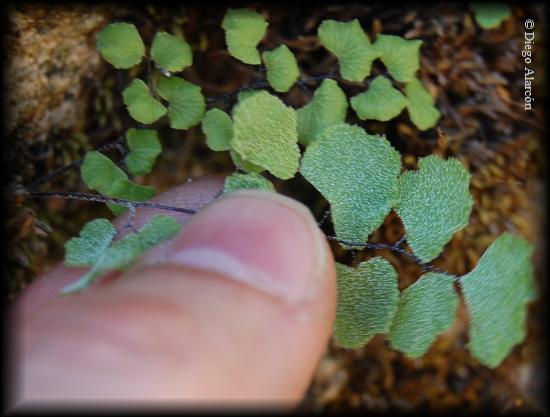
[460,233,536,368]
[388,272,458,357]
[334,258,399,348]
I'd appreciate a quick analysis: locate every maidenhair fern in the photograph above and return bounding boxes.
[23,9,535,371]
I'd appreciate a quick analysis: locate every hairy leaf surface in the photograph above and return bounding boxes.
[62,215,181,294]
[157,76,205,129]
[388,272,458,357]
[224,172,274,192]
[262,45,300,92]
[96,22,145,69]
[151,31,192,72]
[222,9,268,65]
[297,79,348,146]
[374,34,422,83]
[460,233,536,368]
[231,91,300,179]
[64,219,116,267]
[351,75,407,121]
[318,19,378,82]
[122,79,167,124]
[396,155,473,263]
[334,258,399,348]
[300,124,401,242]
[230,151,265,174]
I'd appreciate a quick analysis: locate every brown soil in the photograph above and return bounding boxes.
[4,3,547,413]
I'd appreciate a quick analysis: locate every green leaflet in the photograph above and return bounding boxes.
[236,89,260,103]
[96,22,145,69]
[122,79,167,124]
[64,219,116,267]
[230,151,265,174]
[124,128,162,176]
[318,19,378,82]
[157,76,205,129]
[202,108,233,151]
[62,215,182,294]
[151,31,193,72]
[106,180,155,215]
[396,155,473,263]
[460,233,536,368]
[374,34,422,83]
[388,272,458,357]
[262,45,300,92]
[334,258,399,348]
[224,172,274,192]
[297,79,348,146]
[405,78,441,130]
[300,123,401,243]
[222,8,268,65]
[231,90,300,180]
[470,3,512,29]
[351,75,407,121]
[81,151,126,193]
[81,151,155,215]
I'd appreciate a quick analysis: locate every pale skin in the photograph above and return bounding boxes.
[10,177,337,409]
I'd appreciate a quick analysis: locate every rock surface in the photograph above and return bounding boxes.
[5,5,112,145]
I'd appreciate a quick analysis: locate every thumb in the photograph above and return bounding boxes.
[16,190,336,404]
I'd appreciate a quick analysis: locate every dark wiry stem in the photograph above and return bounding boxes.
[25,191,198,215]
[326,235,451,276]
[317,209,331,227]
[206,78,270,105]
[24,136,126,191]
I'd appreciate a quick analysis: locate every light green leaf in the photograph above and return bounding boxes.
[405,78,441,130]
[62,215,182,294]
[236,90,260,103]
[81,151,155,216]
[231,90,300,180]
[222,8,268,65]
[297,79,348,146]
[351,75,407,121]
[81,151,127,195]
[470,3,512,29]
[96,22,145,69]
[157,76,205,129]
[106,179,155,215]
[151,31,192,72]
[388,272,458,357]
[124,128,162,176]
[396,155,473,263]
[300,123,401,243]
[374,34,422,83]
[64,219,116,267]
[122,79,167,124]
[224,172,274,192]
[334,258,399,348]
[318,19,378,82]
[262,45,300,92]
[202,109,233,151]
[460,233,536,368]
[230,150,265,173]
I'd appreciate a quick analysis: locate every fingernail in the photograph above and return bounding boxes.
[160,190,327,302]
